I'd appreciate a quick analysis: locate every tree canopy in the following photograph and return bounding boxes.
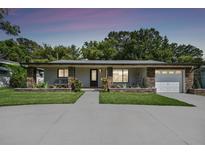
[0,28,204,64]
[82,28,204,64]
[0,38,81,63]
[0,9,20,36]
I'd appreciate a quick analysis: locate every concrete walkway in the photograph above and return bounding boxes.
[75,91,99,105]
[0,92,205,144]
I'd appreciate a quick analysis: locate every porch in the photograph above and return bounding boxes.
[26,66,148,89]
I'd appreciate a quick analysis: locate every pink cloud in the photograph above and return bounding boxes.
[13,9,126,25]
[33,19,128,33]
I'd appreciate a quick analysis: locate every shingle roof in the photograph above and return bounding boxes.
[50,60,165,65]
[0,66,9,71]
[0,59,19,65]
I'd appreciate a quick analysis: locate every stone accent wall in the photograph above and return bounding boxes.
[107,67,113,89]
[185,68,194,92]
[27,67,36,88]
[68,67,75,88]
[107,76,113,89]
[145,67,155,88]
[109,87,156,93]
[188,88,205,96]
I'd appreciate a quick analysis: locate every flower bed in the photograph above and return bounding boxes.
[109,87,156,93]
[188,88,205,96]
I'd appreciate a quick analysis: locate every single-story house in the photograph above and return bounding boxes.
[0,66,10,87]
[0,59,19,87]
[22,60,194,93]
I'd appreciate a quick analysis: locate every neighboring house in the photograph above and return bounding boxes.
[0,59,19,87]
[0,59,44,87]
[200,66,205,88]
[0,66,10,87]
[23,60,194,93]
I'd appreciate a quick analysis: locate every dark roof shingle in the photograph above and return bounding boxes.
[50,60,165,65]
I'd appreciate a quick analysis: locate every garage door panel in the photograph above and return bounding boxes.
[155,70,183,93]
[156,82,180,92]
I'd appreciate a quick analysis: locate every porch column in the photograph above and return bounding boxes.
[107,67,113,89]
[145,67,155,88]
[27,67,36,88]
[68,67,75,88]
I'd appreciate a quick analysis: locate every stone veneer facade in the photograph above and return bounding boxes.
[27,67,36,88]
[145,67,155,88]
[185,68,194,91]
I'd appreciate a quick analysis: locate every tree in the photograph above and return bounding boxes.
[6,65,27,88]
[0,39,31,63]
[0,9,20,36]
[31,44,81,62]
[16,37,42,53]
[53,45,80,60]
[81,28,204,64]
[171,44,203,64]
[81,41,103,60]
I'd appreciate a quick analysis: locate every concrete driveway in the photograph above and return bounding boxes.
[0,92,205,144]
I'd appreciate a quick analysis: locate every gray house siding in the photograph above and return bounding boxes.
[44,67,146,88]
[44,67,59,85]
[75,67,90,87]
[75,67,106,88]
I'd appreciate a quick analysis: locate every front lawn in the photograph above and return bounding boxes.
[100,92,194,106]
[0,88,83,106]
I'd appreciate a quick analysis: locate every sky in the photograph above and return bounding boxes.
[1,8,205,56]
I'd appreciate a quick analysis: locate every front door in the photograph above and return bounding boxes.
[90,69,98,88]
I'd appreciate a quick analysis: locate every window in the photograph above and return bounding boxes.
[113,69,128,82]
[91,70,97,81]
[58,68,68,78]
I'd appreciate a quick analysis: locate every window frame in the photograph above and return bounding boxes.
[112,68,129,83]
[57,68,69,78]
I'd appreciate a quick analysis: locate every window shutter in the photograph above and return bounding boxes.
[68,67,75,78]
[107,67,113,77]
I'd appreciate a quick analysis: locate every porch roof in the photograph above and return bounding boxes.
[21,60,194,68]
[50,60,165,65]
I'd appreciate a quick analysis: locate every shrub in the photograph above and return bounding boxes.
[8,65,27,88]
[101,77,108,91]
[49,85,56,88]
[34,82,48,88]
[70,79,82,92]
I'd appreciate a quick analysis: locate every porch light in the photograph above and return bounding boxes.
[99,69,102,73]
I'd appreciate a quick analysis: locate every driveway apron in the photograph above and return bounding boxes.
[0,92,205,144]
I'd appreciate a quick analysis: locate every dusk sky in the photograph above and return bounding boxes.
[1,8,205,55]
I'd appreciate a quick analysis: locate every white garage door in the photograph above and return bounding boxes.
[155,82,180,92]
[155,70,183,93]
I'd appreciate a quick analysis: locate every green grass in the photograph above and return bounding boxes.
[100,92,194,106]
[0,88,83,106]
